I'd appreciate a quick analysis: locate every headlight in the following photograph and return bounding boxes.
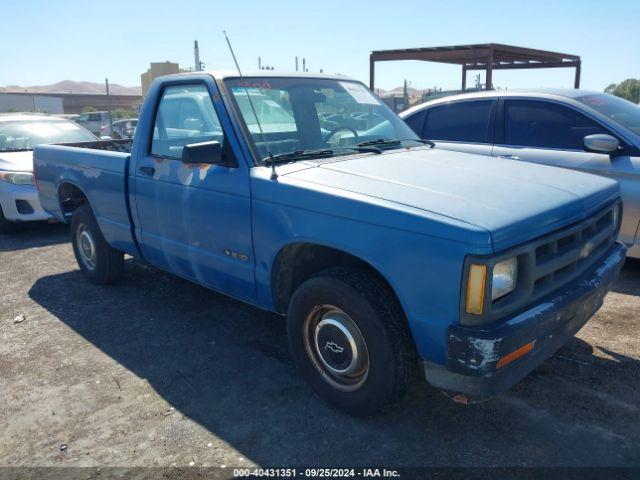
[612,204,621,230]
[492,257,518,301]
[0,171,35,185]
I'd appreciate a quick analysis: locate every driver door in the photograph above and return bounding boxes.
[133,79,256,302]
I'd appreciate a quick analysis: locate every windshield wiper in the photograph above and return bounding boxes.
[356,138,435,148]
[260,146,382,166]
[261,149,335,165]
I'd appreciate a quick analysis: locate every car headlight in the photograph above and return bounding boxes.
[0,171,35,185]
[612,203,621,231]
[492,257,518,301]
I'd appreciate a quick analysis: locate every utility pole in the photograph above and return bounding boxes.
[295,56,299,72]
[302,58,306,72]
[105,78,114,137]
[403,79,409,111]
[194,40,202,71]
[258,56,262,69]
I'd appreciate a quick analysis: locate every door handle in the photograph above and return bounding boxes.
[498,154,520,160]
[138,166,155,176]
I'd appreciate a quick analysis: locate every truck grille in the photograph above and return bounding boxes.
[461,201,620,326]
[531,205,617,299]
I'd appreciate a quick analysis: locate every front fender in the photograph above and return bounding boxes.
[251,173,491,364]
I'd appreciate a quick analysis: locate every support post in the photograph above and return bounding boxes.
[485,52,493,90]
[574,60,581,89]
[461,65,467,91]
[369,55,375,90]
[105,78,113,137]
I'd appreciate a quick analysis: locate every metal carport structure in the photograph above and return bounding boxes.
[369,43,581,91]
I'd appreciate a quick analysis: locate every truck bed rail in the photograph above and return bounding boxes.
[58,139,133,153]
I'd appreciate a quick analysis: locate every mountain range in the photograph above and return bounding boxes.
[0,80,141,95]
[0,79,436,99]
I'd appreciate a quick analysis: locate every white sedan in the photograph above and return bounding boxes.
[0,114,97,232]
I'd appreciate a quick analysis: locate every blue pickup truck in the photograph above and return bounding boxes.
[34,71,626,415]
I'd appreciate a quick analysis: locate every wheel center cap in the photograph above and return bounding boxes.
[315,317,358,374]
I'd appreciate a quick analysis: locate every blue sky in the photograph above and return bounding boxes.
[1,0,638,92]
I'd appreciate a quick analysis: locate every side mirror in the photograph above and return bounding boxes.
[584,134,620,154]
[181,140,223,164]
[100,135,112,140]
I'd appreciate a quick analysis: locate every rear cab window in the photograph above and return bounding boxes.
[423,100,495,143]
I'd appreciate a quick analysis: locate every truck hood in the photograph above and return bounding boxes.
[283,148,619,252]
[0,150,34,172]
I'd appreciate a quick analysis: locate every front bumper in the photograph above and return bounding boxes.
[424,241,626,397]
[0,181,52,222]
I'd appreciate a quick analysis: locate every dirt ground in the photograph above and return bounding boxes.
[1,223,639,468]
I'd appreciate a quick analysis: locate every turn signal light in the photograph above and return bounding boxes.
[465,264,487,315]
[496,341,535,369]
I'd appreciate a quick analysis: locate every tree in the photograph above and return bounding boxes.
[82,106,97,113]
[604,79,640,104]
[112,108,137,119]
[604,83,617,94]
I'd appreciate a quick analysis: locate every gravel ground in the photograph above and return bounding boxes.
[1,223,639,468]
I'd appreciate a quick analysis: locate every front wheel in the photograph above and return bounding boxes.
[287,268,415,416]
[70,205,124,284]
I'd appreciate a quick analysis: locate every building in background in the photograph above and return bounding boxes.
[0,93,64,114]
[141,62,181,96]
[0,92,142,114]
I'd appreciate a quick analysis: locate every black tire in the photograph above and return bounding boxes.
[70,204,124,284]
[287,267,415,416]
[0,205,16,234]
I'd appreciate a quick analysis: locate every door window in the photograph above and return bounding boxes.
[151,84,224,158]
[423,100,494,143]
[403,109,427,137]
[504,100,608,150]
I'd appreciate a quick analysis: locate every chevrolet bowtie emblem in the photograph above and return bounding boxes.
[579,241,594,259]
[325,341,344,354]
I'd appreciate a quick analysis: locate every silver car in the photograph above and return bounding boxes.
[99,118,137,139]
[0,114,97,232]
[74,111,112,136]
[401,89,640,258]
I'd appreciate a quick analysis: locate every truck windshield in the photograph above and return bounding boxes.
[0,119,96,151]
[224,77,418,162]
[576,93,640,136]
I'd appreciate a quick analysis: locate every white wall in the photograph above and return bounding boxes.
[0,94,64,114]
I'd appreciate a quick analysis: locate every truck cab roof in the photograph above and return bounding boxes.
[161,70,355,82]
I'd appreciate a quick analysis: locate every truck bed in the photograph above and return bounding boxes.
[60,139,133,153]
[34,139,137,256]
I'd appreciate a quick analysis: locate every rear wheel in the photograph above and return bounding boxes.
[70,205,123,284]
[287,268,415,416]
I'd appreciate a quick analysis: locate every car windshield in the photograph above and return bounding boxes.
[0,118,96,151]
[576,93,640,136]
[224,77,419,161]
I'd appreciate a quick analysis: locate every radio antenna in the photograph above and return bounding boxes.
[223,30,277,180]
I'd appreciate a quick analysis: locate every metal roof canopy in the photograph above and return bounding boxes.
[369,43,581,91]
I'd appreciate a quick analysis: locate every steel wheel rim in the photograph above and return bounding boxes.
[303,304,369,392]
[76,224,97,270]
